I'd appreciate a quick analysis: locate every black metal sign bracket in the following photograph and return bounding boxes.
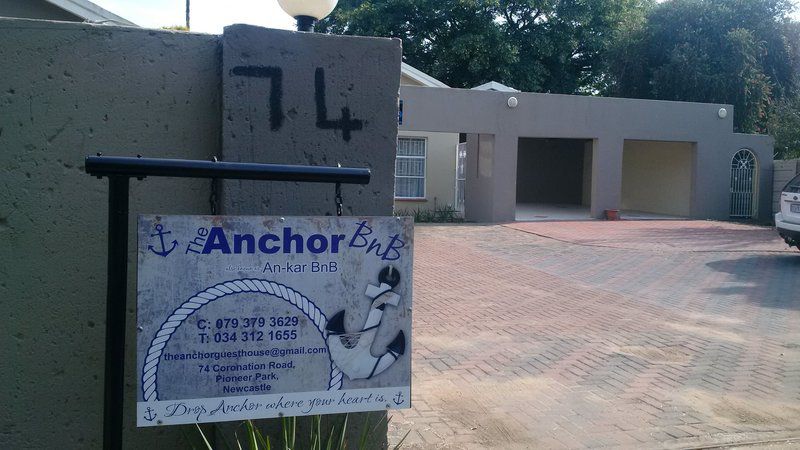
[85,155,371,450]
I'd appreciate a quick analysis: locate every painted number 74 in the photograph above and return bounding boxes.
[230,66,363,141]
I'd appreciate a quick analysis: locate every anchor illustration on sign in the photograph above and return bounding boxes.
[326,266,406,380]
[393,391,405,406]
[148,224,178,257]
[143,407,157,422]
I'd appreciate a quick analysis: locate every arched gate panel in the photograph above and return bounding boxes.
[730,149,758,218]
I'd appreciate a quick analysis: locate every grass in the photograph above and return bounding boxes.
[396,204,464,223]
[186,413,409,450]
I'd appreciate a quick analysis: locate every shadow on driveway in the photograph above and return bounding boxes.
[636,226,782,251]
[705,254,800,310]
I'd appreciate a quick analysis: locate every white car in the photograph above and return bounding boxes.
[776,172,800,250]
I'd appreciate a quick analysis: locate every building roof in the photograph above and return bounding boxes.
[401,63,449,88]
[45,0,137,26]
[472,81,519,92]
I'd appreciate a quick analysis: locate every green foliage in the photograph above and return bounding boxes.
[767,88,800,159]
[498,0,652,94]
[396,205,464,223]
[319,0,515,89]
[318,0,649,94]
[605,0,797,133]
[321,0,800,147]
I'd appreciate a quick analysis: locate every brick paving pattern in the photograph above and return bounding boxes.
[388,221,800,449]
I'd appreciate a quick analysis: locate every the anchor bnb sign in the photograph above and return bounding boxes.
[136,215,412,426]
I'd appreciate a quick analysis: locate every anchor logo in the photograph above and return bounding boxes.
[393,391,405,406]
[326,266,406,380]
[148,224,178,257]
[143,407,157,422]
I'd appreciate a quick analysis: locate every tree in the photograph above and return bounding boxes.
[765,20,800,158]
[318,0,515,90]
[768,89,800,159]
[496,0,651,94]
[605,0,797,133]
[318,0,648,94]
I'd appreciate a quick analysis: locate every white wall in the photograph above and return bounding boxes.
[774,159,800,213]
[622,140,694,217]
[397,72,459,213]
[400,73,425,86]
[395,130,460,212]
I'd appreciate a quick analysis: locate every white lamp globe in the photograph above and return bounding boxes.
[277,0,339,20]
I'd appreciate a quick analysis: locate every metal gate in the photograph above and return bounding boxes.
[730,149,757,218]
[455,142,467,213]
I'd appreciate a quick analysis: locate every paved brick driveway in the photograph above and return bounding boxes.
[389,221,800,449]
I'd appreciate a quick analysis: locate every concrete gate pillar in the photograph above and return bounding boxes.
[491,133,520,222]
[465,134,494,222]
[590,136,625,218]
[220,25,400,216]
[464,133,518,223]
[220,24,401,447]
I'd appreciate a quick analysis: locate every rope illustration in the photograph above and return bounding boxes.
[141,278,343,401]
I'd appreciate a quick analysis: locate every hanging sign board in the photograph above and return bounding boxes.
[136,215,412,427]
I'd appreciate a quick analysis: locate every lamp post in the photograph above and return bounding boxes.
[277,0,338,32]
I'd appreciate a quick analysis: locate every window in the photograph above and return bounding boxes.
[785,173,800,194]
[395,137,426,199]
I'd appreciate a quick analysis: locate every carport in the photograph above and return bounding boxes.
[621,140,695,218]
[515,138,593,221]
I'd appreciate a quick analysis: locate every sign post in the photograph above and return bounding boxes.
[86,155,373,450]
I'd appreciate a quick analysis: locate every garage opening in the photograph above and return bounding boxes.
[515,138,593,221]
[621,140,695,218]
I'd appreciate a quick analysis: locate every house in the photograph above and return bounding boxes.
[398,67,774,223]
[393,72,524,215]
[396,64,462,214]
[1,0,770,223]
[471,81,519,92]
[0,0,136,26]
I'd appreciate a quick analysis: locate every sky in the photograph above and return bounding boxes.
[92,0,295,33]
[95,0,800,33]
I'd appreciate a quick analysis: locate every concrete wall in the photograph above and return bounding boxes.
[1,18,399,449]
[395,131,459,212]
[516,138,586,205]
[774,159,800,213]
[726,134,774,223]
[399,86,774,223]
[621,141,694,217]
[582,141,593,206]
[0,18,220,449]
[218,25,400,445]
[220,25,400,217]
[464,134,492,222]
[0,0,81,22]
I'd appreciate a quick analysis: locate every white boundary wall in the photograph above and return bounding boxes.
[774,159,800,213]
